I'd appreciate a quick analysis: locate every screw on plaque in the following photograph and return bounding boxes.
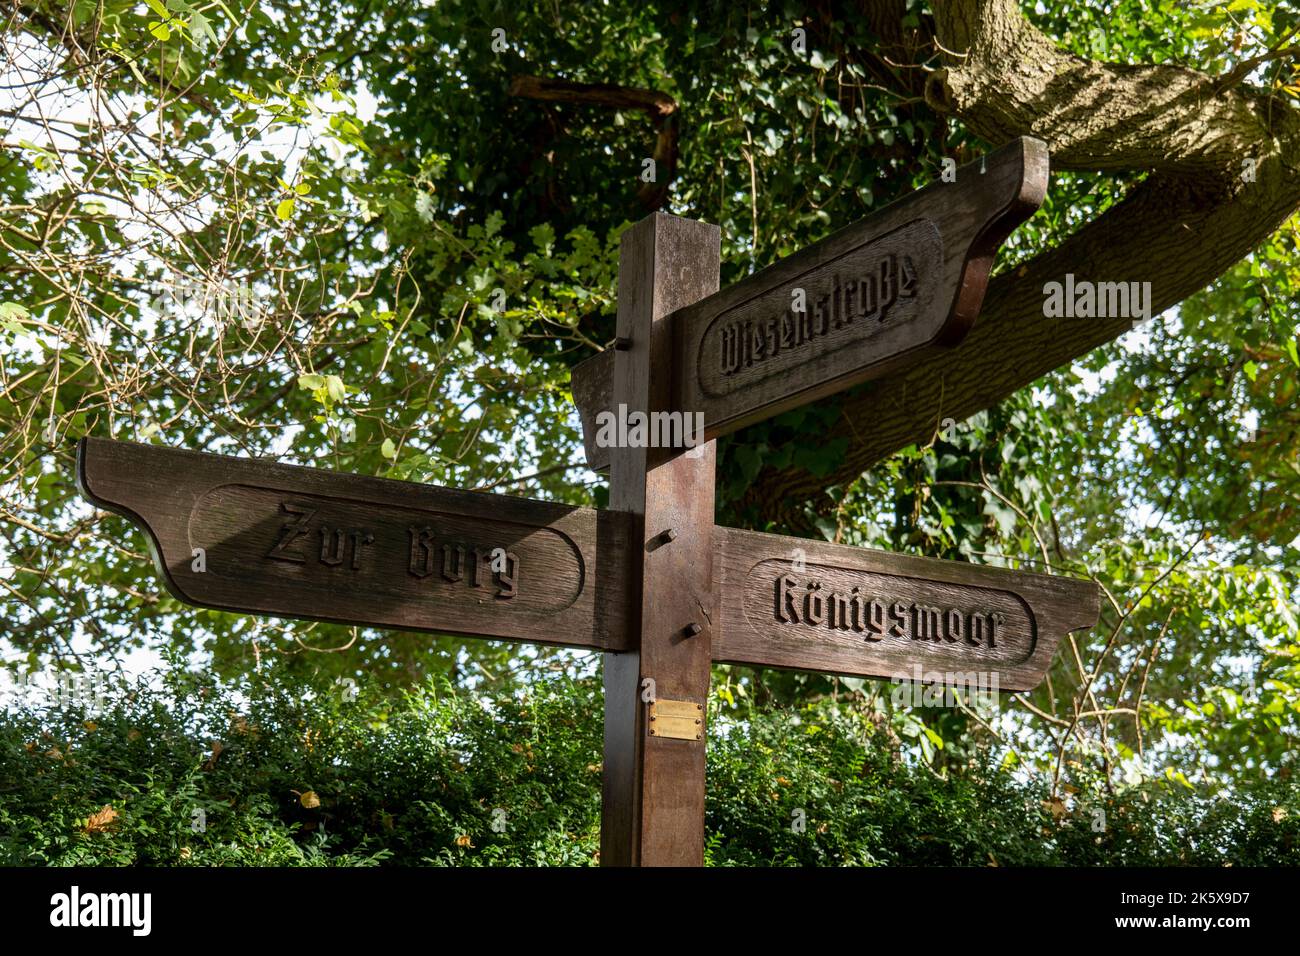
[658,528,677,544]
[613,336,633,351]
[683,622,702,637]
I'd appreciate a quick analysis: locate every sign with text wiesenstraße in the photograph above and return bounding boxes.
[571,136,1050,470]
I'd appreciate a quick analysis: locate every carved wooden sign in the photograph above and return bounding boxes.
[713,527,1097,693]
[77,437,636,652]
[571,136,1049,471]
[700,220,940,404]
[80,436,1095,693]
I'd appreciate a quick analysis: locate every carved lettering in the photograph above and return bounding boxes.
[768,573,1006,651]
[441,543,465,582]
[715,253,919,379]
[830,590,852,631]
[804,582,825,626]
[267,501,372,571]
[890,602,909,639]
[913,604,942,642]
[349,530,374,570]
[865,599,886,641]
[406,527,519,599]
[409,526,435,577]
[944,608,964,644]
[266,501,315,563]
[849,588,865,633]
[320,527,347,566]
[495,551,519,600]
[775,576,800,623]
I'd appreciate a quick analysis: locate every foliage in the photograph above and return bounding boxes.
[0,661,603,866]
[1,667,1297,867]
[708,689,1300,867]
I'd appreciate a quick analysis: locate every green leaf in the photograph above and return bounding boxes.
[189,10,217,44]
[529,223,554,254]
[324,375,347,403]
[380,438,396,459]
[297,373,326,391]
[0,301,30,336]
[275,198,295,221]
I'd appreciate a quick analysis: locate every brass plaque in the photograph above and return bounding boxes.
[648,698,704,741]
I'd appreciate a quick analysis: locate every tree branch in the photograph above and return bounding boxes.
[743,0,1300,525]
[508,74,679,209]
[925,0,1285,175]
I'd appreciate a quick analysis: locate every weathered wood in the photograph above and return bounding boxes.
[602,213,720,867]
[78,436,1095,697]
[76,437,637,652]
[572,136,1049,471]
[712,527,1098,693]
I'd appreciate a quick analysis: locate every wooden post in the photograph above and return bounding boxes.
[601,213,720,866]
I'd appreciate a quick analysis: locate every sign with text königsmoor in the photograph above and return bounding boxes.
[709,526,1096,693]
[79,136,1098,867]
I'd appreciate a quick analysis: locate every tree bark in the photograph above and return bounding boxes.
[741,0,1300,526]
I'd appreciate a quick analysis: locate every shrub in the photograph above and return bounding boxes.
[0,667,1294,866]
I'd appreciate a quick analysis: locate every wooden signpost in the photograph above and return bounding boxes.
[78,135,1099,867]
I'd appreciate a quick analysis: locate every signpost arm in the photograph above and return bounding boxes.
[601,212,720,867]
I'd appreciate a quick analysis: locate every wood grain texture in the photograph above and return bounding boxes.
[712,526,1098,693]
[601,213,720,868]
[572,136,1048,470]
[76,437,637,652]
[77,437,1091,696]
